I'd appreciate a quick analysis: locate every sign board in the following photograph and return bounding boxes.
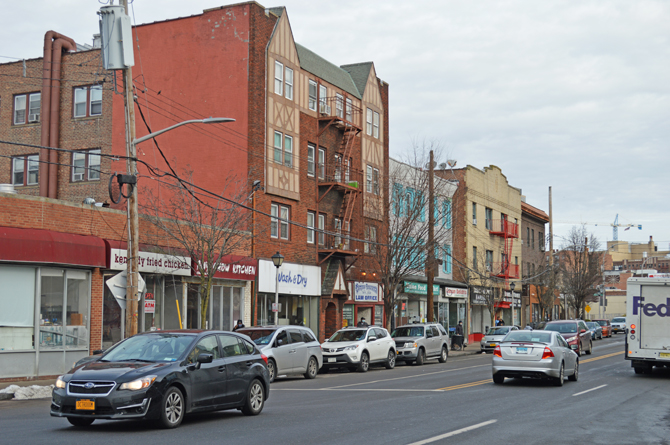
[271,303,280,312]
[144,292,155,314]
[105,270,146,311]
[258,260,321,296]
[444,287,468,299]
[585,305,591,313]
[353,282,381,302]
[194,255,257,281]
[471,286,492,306]
[403,281,440,296]
[109,248,191,276]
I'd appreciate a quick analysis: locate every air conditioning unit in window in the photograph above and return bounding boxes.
[28,113,40,123]
[73,173,84,181]
[319,103,331,115]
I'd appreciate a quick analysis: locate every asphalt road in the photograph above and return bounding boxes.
[2,335,669,445]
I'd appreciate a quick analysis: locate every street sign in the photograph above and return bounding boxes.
[585,305,591,313]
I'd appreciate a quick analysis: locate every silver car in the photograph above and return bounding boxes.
[480,326,519,353]
[392,323,450,365]
[236,326,323,383]
[492,330,579,386]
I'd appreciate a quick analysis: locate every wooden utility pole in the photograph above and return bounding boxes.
[122,0,139,338]
[426,150,435,323]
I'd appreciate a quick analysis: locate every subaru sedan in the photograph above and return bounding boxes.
[51,330,270,428]
[492,330,579,386]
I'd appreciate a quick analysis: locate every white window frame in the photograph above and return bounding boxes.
[307,212,315,244]
[72,148,101,182]
[14,93,41,125]
[345,97,353,122]
[284,66,293,100]
[280,205,289,240]
[308,80,317,111]
[274,61,283,96]
[307,144,315,177]
[373,111,380,138]
[335,93,344,118]
[12,155,39,186]
[271,204,279,238]
[74,86,102,118]
[318,214,325,245]
[366,108,373,135]
[273,131,283,164]
[366,165,373,193]
[284,135,293,168]
[318,148,325,179]
[373,167,380,195]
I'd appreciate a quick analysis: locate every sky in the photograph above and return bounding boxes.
[2,0,668,251]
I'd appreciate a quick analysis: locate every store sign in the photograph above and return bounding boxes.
[403,281,440,296]
[194,255,257,281]
[144,293,155,314]
[353,282,380,302]
[109,248,191,276]
[445,287,468,299]
[258,260,321,296]
[471,286,492,305]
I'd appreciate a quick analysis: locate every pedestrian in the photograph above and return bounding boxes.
[452,321,464,351]
[232,319,245,331]
[499,318,505,326]
[495,317,501,326]
[356,317,369,327]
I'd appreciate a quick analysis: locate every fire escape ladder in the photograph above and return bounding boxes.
[340,189,358,223]
[503,234,514,283]
[340,127,357,162]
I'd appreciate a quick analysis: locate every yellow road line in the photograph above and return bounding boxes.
[437,379,492,391]
[581,351,624,364]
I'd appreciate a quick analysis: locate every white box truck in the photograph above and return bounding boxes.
[625,276,670,374]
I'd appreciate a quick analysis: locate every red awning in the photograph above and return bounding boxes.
[0,226,105,268]
[494,301,512,309]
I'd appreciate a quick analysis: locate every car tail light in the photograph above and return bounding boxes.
[630,324,636,329]
[261,354,269,365]
[493,345,502,357]
[541,347,554,359]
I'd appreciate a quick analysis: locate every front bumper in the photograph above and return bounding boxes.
[50,387,159,421]
[492,356,562,379]
[395,347,419,360]
[321,353,359,368]
[612,326,626,333]
[480,342,499,353]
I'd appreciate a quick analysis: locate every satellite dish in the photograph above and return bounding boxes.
[439,163,447,170]
[447,160,457,167]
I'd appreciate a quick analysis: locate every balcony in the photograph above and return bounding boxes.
[317,231,361,258]
[489,219,519,238]
[492,262,520,279]
[317,162,362,192]
[317,97,362,131]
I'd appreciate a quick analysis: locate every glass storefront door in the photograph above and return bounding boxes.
[259,293,318,333]
[209,286,244,331]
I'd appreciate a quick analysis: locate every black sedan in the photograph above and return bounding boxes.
[51,330,270,428]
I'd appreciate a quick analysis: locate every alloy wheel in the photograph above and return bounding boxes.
[165,391,183,425]
[249,381,263,411]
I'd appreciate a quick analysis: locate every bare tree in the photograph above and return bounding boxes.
[559,226,602,319]
[142,174,252,328]
[460,251,505,330]
[530,257,560,322]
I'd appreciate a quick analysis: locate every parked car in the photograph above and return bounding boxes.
[51,330,270,429]
[586,321,603,340]
[543,320,592,356]
[236,325,322,383]
[391,323,449,365]
[492,330,579,386]
[479,326,519,353]
[611,317,627,334]
[321,326,396,372]
[591,319,612,337]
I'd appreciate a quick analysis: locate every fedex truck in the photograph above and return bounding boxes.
[625,276,670,374]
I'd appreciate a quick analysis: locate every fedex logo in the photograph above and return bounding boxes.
[632,296,670,317]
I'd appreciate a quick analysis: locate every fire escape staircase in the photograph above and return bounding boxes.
[490,219,520,282]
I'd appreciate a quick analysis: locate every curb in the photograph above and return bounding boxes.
[0,393,13,401]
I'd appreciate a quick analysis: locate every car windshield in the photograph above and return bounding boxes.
[236,329,276,346]
[102,334,195,363]
[328,330,367,342]
[392,327,424,337]
[613,318,626,323]
[544,323,578,334]
[587,323,597,329]
[487,327,510,335]
[504,331,552,343]
[594,320,608,327]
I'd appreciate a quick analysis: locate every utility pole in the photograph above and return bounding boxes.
[426,150,435,323]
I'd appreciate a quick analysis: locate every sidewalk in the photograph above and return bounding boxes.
[448,346,480,358]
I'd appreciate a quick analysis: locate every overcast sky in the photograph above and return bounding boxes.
[2,0,668,250]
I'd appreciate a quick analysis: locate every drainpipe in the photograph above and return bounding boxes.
[39,31,76,198]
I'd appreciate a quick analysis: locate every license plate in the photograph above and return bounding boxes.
[328,358,336,363]
[660,352,670,358]
[489,344,496,347]
[76,399,95,410]
[516,347,528,354]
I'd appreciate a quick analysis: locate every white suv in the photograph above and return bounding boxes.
[321,326,396,372]
[611,317,627,334]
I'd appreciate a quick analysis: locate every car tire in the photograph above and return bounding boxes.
[438,346,448,363]
[415,348,425,366]
[241,379,265,416]
[385,350,396,369]
[492,374,504,384]
[67,417,94,427]
[554,363,564,387]
[319,366,330,374]
[585,341,592,355]
[267,359,277,383]
[158,386,184,429]
[568,360,579,382]
[357,352,370,372]
[304,356,318,379]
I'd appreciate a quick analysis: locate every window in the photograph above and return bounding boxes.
[307,144,315,177]
[373,111,380,138]
[318,214,325,245]
[472,202,477,225]
[335,93,343,118]
[273,131,282,164]
[72,149,101,182]
[274,60,283,96]
[318,148,325,179]
[280,205,289,239]
[539,232,544,251]
[485,250,493,272]
[308,80,317,111]
[270,204,289,240]
[531,229,535,249]
[366,108,373,135]
[526,227,530,245]
[365,225,377,254]
[473,246,478,270]
[12,155,39,186]
[334,218,342,247]
[73,85,102,118]
[373,168,380,195]
[188,335,221,363]
[442,200,451,229]
[346,97,353,122]
[307,212,315,244]
[319,85,328,113]
[334,154,342,182]
[392,183,404,216]
[272,131,292,167]
[219,334,245,358]
[485,208,493,230]
[443,245,452,274]
[14,92,40,125]
[284,135,293,168]
[345,157,351,183]
[527,262,531,278]
[284,66,293,100]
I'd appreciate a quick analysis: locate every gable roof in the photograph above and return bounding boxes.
[296,43,361,99]
[341,62,373,97]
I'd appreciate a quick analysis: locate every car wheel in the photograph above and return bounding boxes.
[158,386,184,429]
[415,348,425,366]
[438,346,448,363]
[267,359,277,383]
[67,417,94,427]
[357,352,369,372]
[568,360,579,382]
[554,363,564,387]
[241,379,265,416]
[492,374,504,384]
[304,356,318,379]
[385,350,396,369]
[585,341,592,355]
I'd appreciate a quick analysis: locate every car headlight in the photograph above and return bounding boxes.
[404,342,417,349]
[119,376,157,391]
[566,336,577,342]
[55,376,66,389]
[343,345,359,352]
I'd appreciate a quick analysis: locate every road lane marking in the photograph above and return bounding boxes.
[572,384,607,397]
[272,388,443,392]
[407,419,498,445]
[437,379,492,391]
[581,351,624,364]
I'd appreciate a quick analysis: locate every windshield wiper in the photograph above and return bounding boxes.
[124,358,155,363]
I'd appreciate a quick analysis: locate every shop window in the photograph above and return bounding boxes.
[0,266,36,350]
[12,154,39,186]
[73,85,102,118]
[40,268,89,350]
[72,148,101,182]
[14,92,40,125]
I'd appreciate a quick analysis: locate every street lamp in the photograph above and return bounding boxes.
[125,117,235,337]
[271,252,284,325]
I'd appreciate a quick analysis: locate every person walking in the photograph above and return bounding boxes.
[452,321,464,351]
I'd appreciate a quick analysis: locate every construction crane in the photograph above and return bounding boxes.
[556,214,642,241]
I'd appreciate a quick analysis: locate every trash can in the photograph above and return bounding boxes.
[451,334,463,350]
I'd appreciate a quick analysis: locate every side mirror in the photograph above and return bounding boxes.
[92,349,105,355]
[276,339,284,347]
[426,332,433,338]
[197,353,214,364]
[580,329,586,334]
[368,336,377,342]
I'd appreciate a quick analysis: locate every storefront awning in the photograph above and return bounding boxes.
[494,301,512,309]
[0,226,105,267]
